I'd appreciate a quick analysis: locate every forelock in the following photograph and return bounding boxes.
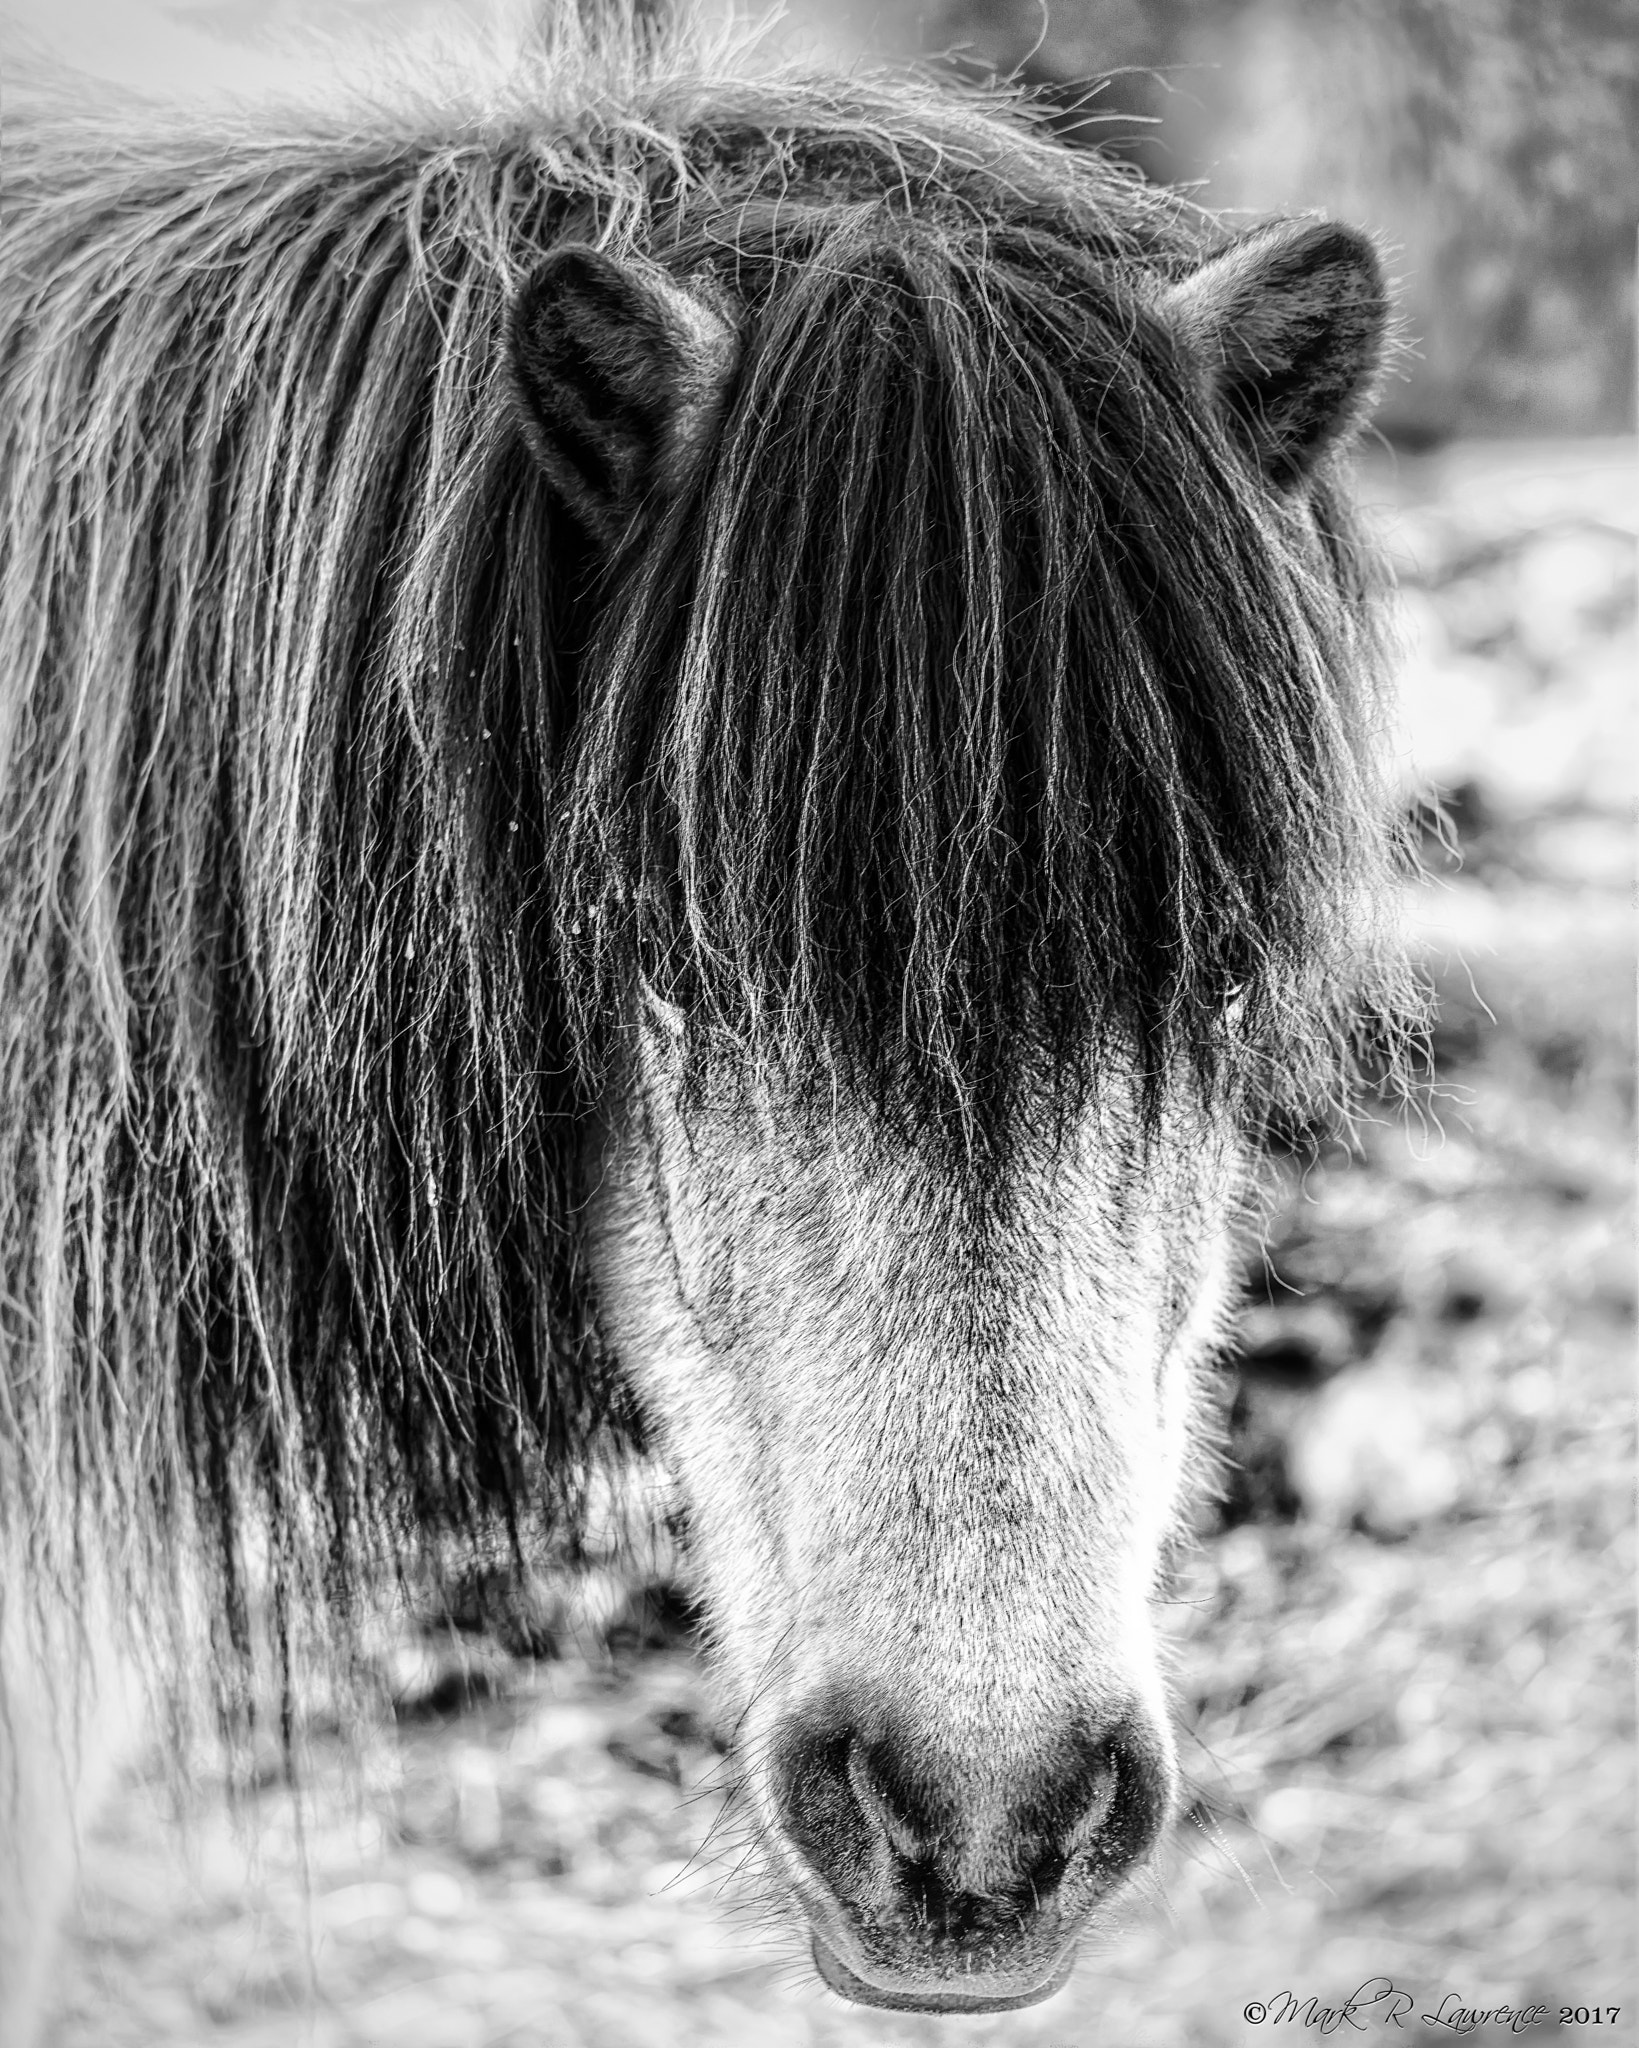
[552,190,1408,1149]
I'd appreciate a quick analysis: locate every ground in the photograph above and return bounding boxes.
[54,440,1635,2048]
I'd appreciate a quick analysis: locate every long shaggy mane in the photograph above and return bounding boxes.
[0,8,1410,1690]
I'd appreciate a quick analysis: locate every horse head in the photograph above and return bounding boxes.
[507,207,1392,2009]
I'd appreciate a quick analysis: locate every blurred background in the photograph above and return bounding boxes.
[7,0,1632,2041]
[786,0,1638,447]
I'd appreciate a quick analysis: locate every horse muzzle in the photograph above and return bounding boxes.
[767,1697,1173,2013]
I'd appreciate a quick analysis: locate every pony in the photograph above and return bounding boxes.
[0,9,1409,2034]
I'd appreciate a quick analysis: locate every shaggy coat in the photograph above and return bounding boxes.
[0,9,1408,2025]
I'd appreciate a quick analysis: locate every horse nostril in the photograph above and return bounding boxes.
[772,1715,949,1906]
[1054,1740,1119,1855]
[1068,1720,1171,1885]
[845,1738,930,1862]
[772,1705,1172,1932]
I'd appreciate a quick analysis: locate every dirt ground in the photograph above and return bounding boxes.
[50,439,1635,2048]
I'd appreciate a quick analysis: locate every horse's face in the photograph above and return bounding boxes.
[508,203,1390,2008]
[586,1024,1242,2010]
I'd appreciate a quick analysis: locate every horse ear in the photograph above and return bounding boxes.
[507,245,739,546]
[1158,220,1390,487]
